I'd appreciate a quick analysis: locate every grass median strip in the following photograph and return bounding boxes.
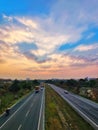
[45,84,94,130]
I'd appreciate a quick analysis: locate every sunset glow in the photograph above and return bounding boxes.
[0,0,98,79]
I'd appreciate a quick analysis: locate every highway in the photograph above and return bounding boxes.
[0,90,44,130]
[49,84,98,130]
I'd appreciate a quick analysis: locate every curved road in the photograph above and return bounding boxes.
[0,90,44,130]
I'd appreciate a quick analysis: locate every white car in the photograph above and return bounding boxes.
[64,90,68,94]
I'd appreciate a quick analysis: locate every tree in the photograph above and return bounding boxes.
[89,79,96,88]
[66,79,79,93]
[66,79,78,87]
[33,80,39,86]
[9,79,20,93]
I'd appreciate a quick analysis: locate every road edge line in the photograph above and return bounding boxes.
[0,93,34,129]
[50,84,98,130]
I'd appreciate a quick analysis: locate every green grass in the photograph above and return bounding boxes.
[45,84,94,130]
[0,89,33,114]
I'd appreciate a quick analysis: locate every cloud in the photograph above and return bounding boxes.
[2,14,13,22]
[0,14,77,64]
[0,15,98,67]
[74,44,98,52]
[0,0,98,79]
[23,50,51,63]
[21,52,98,76]
[0,59,6,64]
[1,0,98,62]
[51,0,98,26]
[86,33,95,39]
[0,13,87,63]
[15,16,39,30]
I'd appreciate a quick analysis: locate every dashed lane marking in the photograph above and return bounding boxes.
[18,124,22,130]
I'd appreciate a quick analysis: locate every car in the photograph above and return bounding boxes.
[64,90,68,94]
[5,108,10,116]
[40,87,43,90]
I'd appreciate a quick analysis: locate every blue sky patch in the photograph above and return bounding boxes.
[17,42,38,53]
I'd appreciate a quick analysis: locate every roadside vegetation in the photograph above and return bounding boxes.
[45,84,94,130]
[46,78,98,102]
[0,79,39,114]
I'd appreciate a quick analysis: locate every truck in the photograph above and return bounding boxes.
[35,86,40,93]
[40,82,45,88]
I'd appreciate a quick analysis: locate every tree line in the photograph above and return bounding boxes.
[46,78,98,102]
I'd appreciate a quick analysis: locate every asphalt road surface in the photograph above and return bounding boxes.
[0,90,44,130]
[49,84,98,130]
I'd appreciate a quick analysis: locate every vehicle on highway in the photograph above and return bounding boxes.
[64,90,68,94]
[5,108,10,116]
[35,86,40,93]
[40,82,45,88]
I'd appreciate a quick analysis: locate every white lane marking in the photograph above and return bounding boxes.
[0,93,34,129]
[61,94,98,128]
[43,88,45,130]
[18,124,22,130]
[25,102,34,117]
[25,110,30,117]
[37,89,44,130]
[50,84,98,129]
[30,103,34,108]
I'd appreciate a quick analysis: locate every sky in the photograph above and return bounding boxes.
[0,0,98,79]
